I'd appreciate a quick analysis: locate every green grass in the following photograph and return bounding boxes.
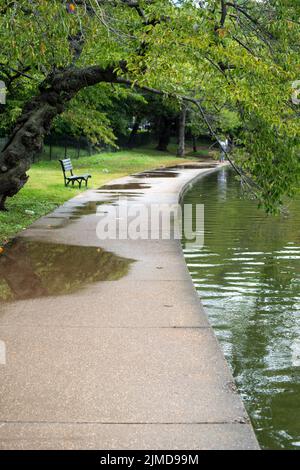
[0,147,205,245]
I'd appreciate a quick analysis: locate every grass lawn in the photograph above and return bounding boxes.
[0,147,207,245]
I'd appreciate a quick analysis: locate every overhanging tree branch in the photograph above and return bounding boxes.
[116,76,260,197]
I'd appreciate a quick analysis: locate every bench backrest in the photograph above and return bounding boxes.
[59,158,74,177]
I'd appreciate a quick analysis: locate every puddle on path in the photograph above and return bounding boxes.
[0,238,133,301]
[23,192,145,231]
[59,200,113,219]
[133,171,179,178]
[30,200,115,230]
[100,183,151,190]
[167,163,218,170]
[95,191,144,197]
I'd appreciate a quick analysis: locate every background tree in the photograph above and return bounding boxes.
[177,103,187,157]
[0,0,299,211]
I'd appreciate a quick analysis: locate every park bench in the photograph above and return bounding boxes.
[59,158,91,188]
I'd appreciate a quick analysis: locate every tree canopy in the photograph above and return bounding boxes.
[0,0,300,211]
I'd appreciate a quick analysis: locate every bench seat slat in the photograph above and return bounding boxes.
[67,174,91,180]
[71,174,91,178]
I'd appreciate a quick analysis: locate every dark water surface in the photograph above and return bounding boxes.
[0,239,133,301]
[181,167,300,450]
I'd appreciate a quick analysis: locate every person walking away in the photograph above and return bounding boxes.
[219,138,229,163]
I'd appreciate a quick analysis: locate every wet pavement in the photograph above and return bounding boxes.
[0,161,259,449]
[100,182,151,190]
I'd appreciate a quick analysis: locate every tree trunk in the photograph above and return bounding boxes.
[0,194,7,211]
[127,118,141,149]
[177,105,187,157]
[0,65,121,210]
[192,135,197,153]
[49,138,53,160]
[156,116,171,152]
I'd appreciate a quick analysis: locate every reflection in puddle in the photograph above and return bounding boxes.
[134,171,179,178]
[168,164,218,170]
[0,238,133,301]
[100,183,151,190]
[30,200,115,230]
[60,200,113,219]
[95,191,144,197]
[27,194,145,231]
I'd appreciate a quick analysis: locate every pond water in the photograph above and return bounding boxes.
[181,167,300,450]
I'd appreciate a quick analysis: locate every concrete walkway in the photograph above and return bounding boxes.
[0,162,259,449]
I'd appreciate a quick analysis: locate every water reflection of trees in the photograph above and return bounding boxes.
[0,238,133,301]
[182,169,300,449]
